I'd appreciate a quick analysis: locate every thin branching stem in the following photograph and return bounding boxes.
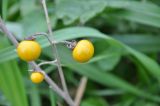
[38,60,57,67]
[29,32,76,45]
[41,0,72,100]
[0,17,75,106]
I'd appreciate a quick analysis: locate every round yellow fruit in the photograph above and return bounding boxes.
[72,40,94,63]
[17,40,41,61]
[30,72,44,84]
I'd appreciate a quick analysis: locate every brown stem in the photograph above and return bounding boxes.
[75,77,88,106]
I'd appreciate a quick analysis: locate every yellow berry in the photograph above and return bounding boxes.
[17,40,41,61]
[72,40,94,63]
[30,72,44,84]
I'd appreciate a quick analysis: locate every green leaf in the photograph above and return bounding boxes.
[55,0,160,27]
[21,10,47,35]
[113,35,160,52]
[96,51,121,71]
[0,37,28,106]
[111,10,160,28]
[91,39,122,71]
[20,0,37,17]
[49,89,56,106]
[0,61,28,106]
[55,0,106,24]
[6,22,24,40]
[2,0,8,20]
[43,45,160,102]
[88,89,124,96]
[0,1,2,17]
[0,46,17,63]
[126,47,160,80]
[29,85,41,106]
[1,27,160,80]
[1,27,160,102]
[81,97,109,106]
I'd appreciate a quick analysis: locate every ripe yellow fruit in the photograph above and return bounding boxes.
[72,40,94,63]
[17,40,41,61]
[30,72,44,84]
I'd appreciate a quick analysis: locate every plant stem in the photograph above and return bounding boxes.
[0,18,18,46]
[0,17,75,106]
[44,74,74,106]
[38,60,57,67]
[41,0,71,99]
[75,77,88,106]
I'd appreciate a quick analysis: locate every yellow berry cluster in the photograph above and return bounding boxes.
[17,39,94,84]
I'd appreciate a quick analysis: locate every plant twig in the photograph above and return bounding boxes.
[44,72,74,106]
[0,18,18,46]
[75,77,88,106]
[41,0,71,98]
[0,17,75,106]
[38,60,57,67]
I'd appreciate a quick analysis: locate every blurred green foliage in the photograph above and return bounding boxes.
[0,0,160,106]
